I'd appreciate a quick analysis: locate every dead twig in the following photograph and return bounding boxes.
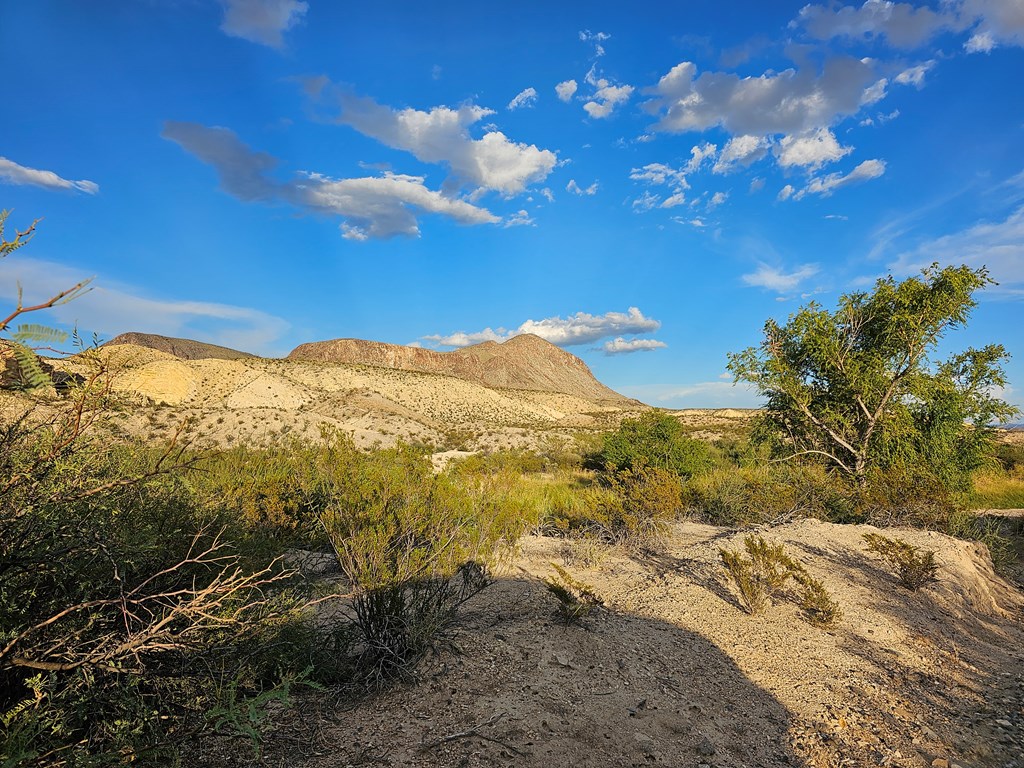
[419,712,526,756]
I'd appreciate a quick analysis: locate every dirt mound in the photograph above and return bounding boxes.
[287,334,627,402]
[105,332,254,360]
[231,519,1023,768]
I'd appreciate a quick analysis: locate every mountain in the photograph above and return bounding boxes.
[104,333,254,360]
[287,334,627,402]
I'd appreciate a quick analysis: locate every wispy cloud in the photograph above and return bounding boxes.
[566,179,599,196]
[888,204,1024,295]
[220,0,308,49]
[601,337,668,355]
[162,121,500,240]
[742,263,820,292]
[508,87,538,110]
[1,255,289,354]
[620,380,761,408]
[0,156,98,194]
[424,307,661,348]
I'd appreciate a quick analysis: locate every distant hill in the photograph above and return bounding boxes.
[105,333,254,361]
[287,334,628,402]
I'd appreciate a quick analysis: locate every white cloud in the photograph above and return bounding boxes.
[860,78,889,105]
[220,0,308,49]
[775,128,853,170]
[632,191,661,211]
[1,255,289,354]
[0,156,98,194]
[778,184,795,201]
[888,204,1024,293]
[424,306,661,348]
[540,187,555,202]
[894,61,934,87]
[965,30,997,51]
[742,263,820,292]
[312,84,557,195]
[504,209,535,227]
[708,191,728,209]
[579,29,611,56]
[793,158,887,199]
[555,79,578,102]
[583,82,634,119]
[648,57,879,137]
[629,163,689,189]
[602,337,668,355]
[685,142,718,173]
[566,179,599,195]
[162,121,499,240]
[714,135,770,173]
[508,87,538,110]
[749,177,766,193]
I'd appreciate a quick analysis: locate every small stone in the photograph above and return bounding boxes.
[994,718,1012,727]
[697,737,716,757]
[931,759,949,768]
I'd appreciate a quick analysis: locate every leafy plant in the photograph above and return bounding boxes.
[728,264,1017,490]
[792,570,842,628]
[720,536,801,614]
[863,532,939,590]
[590,411,713,479]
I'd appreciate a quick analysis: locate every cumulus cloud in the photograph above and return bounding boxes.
[602,337,668,355]
[714,135,770,173]
[793,158,887,199]
[0,156,98,194]
[887,204,1024,292]
[775,128,853,170]
[647,57,879,137]
[708,191,728,209]
[220,0,308,48]
[742,263,820,292]
[162,121,498,240]
[778,184,796,201]
[1,255,290,354]
[583,81,634,119]
[310,83,557,195]
[424,306,662,348]
[508,87,538,110]
[566,179,599,195]
[795,0,1024,52]
[555,80,578,102]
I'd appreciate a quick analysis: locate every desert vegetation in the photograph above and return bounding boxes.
[2,215,1023,766]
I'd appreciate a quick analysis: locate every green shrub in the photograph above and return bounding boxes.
[863,532,939,590]
[720,536,801,614]
[793,571,843,628]
[590,411,713,479]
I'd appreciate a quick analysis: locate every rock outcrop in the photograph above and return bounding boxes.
[287,334,627,401]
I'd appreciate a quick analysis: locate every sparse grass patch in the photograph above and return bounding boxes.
[863,532,938,590]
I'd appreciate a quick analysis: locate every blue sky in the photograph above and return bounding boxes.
[2,0,1023,410]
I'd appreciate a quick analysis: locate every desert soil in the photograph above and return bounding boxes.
[189,519,1024,768]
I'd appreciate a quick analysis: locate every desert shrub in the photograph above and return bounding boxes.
[850,466,961,529]
[559,535,610,568]
[720,536,801,614]
[944,508,1015,573]
[598,463,683,548]
[589,411,713,479]
[545,564,602,626]
[687,463,850,526]
[792,571,843,628]
[862,532,939,590]
[720,536,840,626]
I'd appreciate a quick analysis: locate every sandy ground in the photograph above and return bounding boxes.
[188,520,1023,768]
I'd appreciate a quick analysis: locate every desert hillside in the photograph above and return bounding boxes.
[193,519,1024,768]
[105,332,255,360]
[66,340,643,451]
[288,334,627,403]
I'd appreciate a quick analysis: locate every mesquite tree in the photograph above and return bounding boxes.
[728,264,1016,488]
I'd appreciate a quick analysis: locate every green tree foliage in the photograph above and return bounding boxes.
[594,411,713,479]
[728,264,1017,489]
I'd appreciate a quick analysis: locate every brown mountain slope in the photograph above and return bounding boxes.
[287,334,628,402]
[105,333,254,361]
